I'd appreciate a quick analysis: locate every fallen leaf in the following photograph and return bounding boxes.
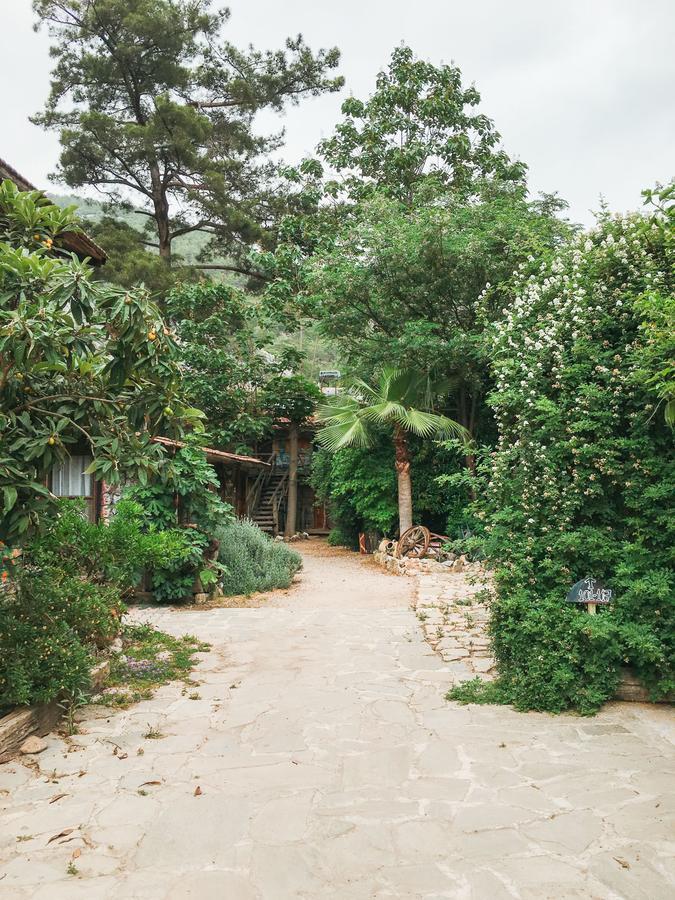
[139,781,161,787]
[614,857,631,869]
[117,752,128,760]
[193,786,202,796]
[71,848,81,859]
[49,794,68,804]
[47,828,74,844]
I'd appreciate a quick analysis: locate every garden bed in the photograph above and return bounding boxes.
[0,659,110,764]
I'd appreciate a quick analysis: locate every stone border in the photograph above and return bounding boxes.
[0,659,110,763]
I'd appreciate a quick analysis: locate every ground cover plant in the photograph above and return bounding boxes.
[451,185,675,714]
[95,622,210,709]
[215,519,302,595]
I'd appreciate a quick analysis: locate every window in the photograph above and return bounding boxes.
[50,454,96,521]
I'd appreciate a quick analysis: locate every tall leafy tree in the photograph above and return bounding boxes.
[305,190,571,450]
[0,180,200,542]
[164,282,319,452]
[32,0,343,271]
[319,44,525,204]
[317,368,466,534]
[275,48,571,469]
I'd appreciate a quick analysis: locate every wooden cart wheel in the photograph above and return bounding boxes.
[395,525,431,559]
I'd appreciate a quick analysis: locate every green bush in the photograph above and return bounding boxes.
[312,435,477,549]
[123,437,234,601]
[0,571,123,709]
[0,497,196,707]
[149,528,210,603]
[215,519,302,595]
[27,499,196,602]
[310,443,398,548]
[471,186,674,714]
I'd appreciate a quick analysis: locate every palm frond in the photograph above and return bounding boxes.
[387,368,425,404]
[396,408,469,442]
[316,416,374,451]
[343,375,380,403]
[316,395,362,423]
[360,400,407,423]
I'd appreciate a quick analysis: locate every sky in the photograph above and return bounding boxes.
[1,0,673,225]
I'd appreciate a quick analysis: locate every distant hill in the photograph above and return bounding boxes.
[47,192,211,264]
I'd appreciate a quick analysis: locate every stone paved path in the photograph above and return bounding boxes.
[1,539,674,899]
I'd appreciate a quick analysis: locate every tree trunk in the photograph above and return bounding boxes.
[284,423,299,538]
[150,164,171,263]
[393,425,413,535]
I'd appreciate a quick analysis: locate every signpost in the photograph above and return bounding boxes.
[566,577,613,615]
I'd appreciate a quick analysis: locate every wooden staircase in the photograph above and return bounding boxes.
[250,468,288,534]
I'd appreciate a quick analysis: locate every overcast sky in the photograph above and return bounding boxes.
[1,0,673,225]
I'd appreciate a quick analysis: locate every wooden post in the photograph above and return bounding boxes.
[284,423,299,538]
[587,602,597,615]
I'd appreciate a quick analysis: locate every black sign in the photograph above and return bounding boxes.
[566,578,613,605]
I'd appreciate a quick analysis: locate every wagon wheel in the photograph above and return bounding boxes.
[395,525,431,559]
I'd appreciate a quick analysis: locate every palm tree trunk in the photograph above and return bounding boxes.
[393,425,413,534]
[284,423,299,538]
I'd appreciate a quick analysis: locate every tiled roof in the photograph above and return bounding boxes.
[152,436,270,468]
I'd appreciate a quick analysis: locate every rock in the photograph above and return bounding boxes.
[452,557,465,573]
[193,592,209,604]
[19,736,47,755]
[110,637,123,653]
[156,650,172,662]
[288,534,299,542]
[274,535,284,543]
[301,532,310,540]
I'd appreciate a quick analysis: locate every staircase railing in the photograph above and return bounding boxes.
[245,454,276,517]
[271,469,289,534]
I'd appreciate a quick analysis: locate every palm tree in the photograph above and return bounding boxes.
[317,368,467,535]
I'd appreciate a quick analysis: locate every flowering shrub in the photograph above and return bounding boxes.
[470,189,674,713]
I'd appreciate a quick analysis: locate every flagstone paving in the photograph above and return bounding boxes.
[0,540,673,899]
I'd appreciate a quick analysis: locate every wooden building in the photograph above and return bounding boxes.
[48,438,271,524]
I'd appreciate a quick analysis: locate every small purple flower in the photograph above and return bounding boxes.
[124,659,167,678]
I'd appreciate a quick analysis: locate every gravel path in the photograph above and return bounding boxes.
[1,539,674,899]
